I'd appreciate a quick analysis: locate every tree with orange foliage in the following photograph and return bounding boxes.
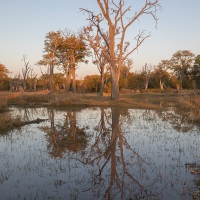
[37,31,62,94]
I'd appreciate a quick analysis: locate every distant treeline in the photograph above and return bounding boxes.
[0,51,200,93]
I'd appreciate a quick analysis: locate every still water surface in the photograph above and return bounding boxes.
[0,107,199,200]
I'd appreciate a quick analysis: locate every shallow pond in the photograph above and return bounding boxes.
[0,106,199,200]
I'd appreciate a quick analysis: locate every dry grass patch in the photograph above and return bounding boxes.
[179,95,200,109]
[0,91,172,109]
[7,92,51,105]
[0,95,8,112]
[50,93,88,106]
[178,95,200,122]
[1,90,199,111]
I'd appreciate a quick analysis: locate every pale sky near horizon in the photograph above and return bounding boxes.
[0,0,200,79]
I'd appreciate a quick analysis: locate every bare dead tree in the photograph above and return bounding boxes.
[22,55,31,91]
[143,63,151,90]
[81,0,160,100]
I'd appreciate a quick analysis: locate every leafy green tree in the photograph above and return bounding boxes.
[189,55,200,89]
[126,72,138,90]
[83,75,100,93]
[194,54,200,66]
[0,63,9,90]
[38,74,49,90]
[151,60,171,89]
[169,50,195,89]
[119,59,133,89]
[53,73,65,90]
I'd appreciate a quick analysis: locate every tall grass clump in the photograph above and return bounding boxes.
[0,113,22,132]
[178,95,200,122]
[0,95,8,112]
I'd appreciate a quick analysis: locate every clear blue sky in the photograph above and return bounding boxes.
[0,0,199,79]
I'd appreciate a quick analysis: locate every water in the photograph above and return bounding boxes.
[0,107,199,200]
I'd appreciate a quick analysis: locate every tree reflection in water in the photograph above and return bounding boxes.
[41,108,90,158]
[155,108,200,133]
[42,107,161,199]
[93,107,154,199]
[0,106,199,199]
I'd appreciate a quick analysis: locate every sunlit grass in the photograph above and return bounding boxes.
[0,90,186,110]
[0,90,199,112]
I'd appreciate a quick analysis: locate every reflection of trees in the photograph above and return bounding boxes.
[106,108,150,199]
[151,100,192,133]
[0,107,47,135]
[41,108,89,158]
[155,103,200,133]
[73,107,158,199]
[13,107,42,121]
[140,98,200,133]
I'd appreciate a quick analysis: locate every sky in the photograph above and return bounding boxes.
[0,0,200,79]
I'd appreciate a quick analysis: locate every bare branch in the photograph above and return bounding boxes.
[80,0,160,100]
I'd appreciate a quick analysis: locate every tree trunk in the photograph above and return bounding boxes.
[72,64,76,93]
[19,86,24,93]
[111,66,120,100]
[111,74,119,100]
[99,65,105,97]
[144,81,148,90]
[175,83,180,93]
[179,74,183,89]
[160,80,164,90]
[109,25,120,101]
[9,80,13,92]
[66,68,71,92]
[23,81,27,91]
[34,79,37,90]
[49,65,54,94]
